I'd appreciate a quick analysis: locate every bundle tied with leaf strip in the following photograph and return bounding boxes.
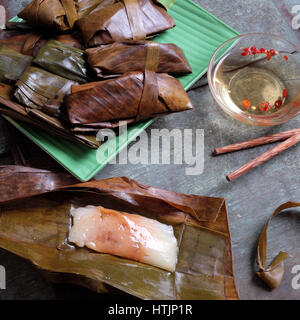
[14,66,77,118]
[18,0,131,32]
[18,0,79,32]
[66,42,193,129]
[77,0,175,46]
[0,166,239,300]
[33,40,89,83]
[76,0,119,19]
[86,40,192,78]
[0,93,100,148]
[0,24,84,57]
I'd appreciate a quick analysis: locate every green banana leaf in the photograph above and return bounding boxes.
[33,40,89,83]
[0,172,239,300]
[14,66,77,117]
[0,44,32,83]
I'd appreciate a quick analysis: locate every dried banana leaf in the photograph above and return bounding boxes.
[76,0,118,19]
[86,40,192,78]
[5,22,34,32]
[77,0,175,46]
[0,174,239,300]
[0,28,84,57]
[0,166,78,204]
[0,83,14,100]
[33,40,88,83]
[53,33,85,50]
[65,71,193,127]
[18,0,78,32]
[0,45,32,84]
[256,201,300,290]
[0,96,100,148]
[14,66,77,117]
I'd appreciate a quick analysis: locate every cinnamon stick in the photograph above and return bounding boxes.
[214,128,300,155]
[226,134,300,181]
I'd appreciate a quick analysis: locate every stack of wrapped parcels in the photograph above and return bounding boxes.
[0,0,194,148]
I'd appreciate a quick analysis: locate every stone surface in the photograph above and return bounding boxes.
[1,0,300,300]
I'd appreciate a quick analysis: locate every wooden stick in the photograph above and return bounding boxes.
[214,128,300,155]
[226,134,300,181]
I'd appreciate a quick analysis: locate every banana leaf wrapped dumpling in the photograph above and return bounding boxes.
[18,0,79,32]
[0,94,100,148]
[76,0,118,19]
[14,66,77,117]
[0,45,33,83]
[77,0,175,46]
[0,25,84,56]
[86,40,192,78]
[33,40,89,83]
[65,71,193,128]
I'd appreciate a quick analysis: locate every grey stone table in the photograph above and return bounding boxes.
[1,0,300,300]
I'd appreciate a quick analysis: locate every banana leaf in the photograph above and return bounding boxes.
[76,0,118,19]
[0,173,239,300]
[0,166,78,204]
[0,29,84,56]
[0,45,32,84]
[18,0,79,32]
[77,0,175,46]
[0,83,14,100]
[86,40,192,78]
[33,40,88,83]
[14,66,77,117]
[0,96,100,149]
[256,202,300,290]
[65,71,193,127]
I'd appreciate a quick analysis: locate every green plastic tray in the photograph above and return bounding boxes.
[5,0,238,181]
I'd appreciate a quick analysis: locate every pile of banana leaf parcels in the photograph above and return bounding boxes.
[0,0,193,148]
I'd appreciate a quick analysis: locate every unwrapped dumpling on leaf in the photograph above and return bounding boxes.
[77,0,175,46]
[86,40,192,78]
[65,71,193,128]
[69,205,178,272]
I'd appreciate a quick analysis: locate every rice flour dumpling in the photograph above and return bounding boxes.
[65,71,193,127]
[33,40,88,83]
[86,40,192,78]
[15,66,77,117]
[77,0,175,46]
[0,45,32,83]
[69,205,179,272]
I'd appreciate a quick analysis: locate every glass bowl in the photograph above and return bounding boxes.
[208,33,300,126]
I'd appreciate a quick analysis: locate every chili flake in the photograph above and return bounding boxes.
[274,99,283,108]
[283,89,288,98]
[240,47,277,61]
[258,102,267,112]
[242,99,251,109]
